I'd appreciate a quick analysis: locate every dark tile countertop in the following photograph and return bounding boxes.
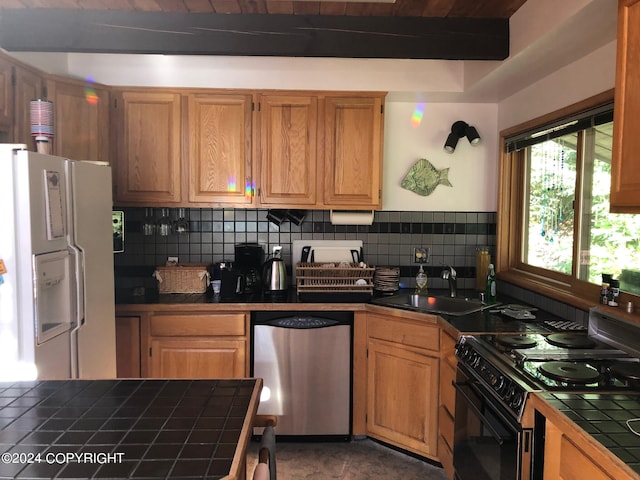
[538,392,640,475]
[0,379,260,479]
[115,286,566,334]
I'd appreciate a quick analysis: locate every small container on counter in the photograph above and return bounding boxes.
[476,247,491,291]
[608,279,620,307]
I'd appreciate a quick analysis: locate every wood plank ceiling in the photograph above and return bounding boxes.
[0,0,528,18]
[0,0,529,59]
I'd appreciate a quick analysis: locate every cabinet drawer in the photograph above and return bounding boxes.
[437,434,454,480]
[150,313,246,336]
[438,405,454,448]
[441,330,457,369]
[368,315,439,351]
[440,361,456,415]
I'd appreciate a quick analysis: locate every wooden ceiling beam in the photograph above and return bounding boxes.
[0,8,510,59]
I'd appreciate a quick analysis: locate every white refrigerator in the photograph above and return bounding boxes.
[0,144,117,381]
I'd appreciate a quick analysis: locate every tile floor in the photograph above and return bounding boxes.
[246,438,448,479]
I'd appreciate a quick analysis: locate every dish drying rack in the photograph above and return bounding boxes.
[296,262,375,300]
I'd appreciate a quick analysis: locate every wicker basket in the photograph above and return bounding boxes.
[296,262,375,296]
[153,264,209,294]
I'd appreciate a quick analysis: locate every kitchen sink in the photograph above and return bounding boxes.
[373,294,493,316]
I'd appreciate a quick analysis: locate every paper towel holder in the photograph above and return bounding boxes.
[330,210,375,226]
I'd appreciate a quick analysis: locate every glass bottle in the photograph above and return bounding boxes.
[174,208,189,235]
[476,247,490,291]
[415,265,428,296]
[485,263,497,304]
[142,207,156,236]
[157,208,173,236]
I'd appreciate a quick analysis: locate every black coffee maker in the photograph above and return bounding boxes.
[234,243,265,294]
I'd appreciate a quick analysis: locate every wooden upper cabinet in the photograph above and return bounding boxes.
[13,64,44,148]
[0,57,12,135]
[186,93,254,205]
[611,0,640,213]
[323,95,384,209]
[113,90,182,204]
[259,94,318,206]
[47,76,110,162]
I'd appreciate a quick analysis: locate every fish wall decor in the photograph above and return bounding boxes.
[401,158,453,196]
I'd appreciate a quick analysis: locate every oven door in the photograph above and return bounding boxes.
[453,365,532,480]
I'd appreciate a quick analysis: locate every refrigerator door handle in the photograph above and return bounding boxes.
[69,244,85,327]
[68,244,85,379]
[69,322,80,379]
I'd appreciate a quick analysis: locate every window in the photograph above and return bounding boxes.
[498,91,640,308]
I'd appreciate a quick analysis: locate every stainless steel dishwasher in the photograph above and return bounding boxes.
[251,311,353,438]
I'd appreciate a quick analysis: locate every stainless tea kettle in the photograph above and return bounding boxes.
[263,246,288,293]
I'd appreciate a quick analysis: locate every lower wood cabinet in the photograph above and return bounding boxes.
[543,419,618,480]
[115,316,141,378]
[531,394,637,480]
[146,311,248,379]
[438,330,457,480]
[366,311,440,459]
[149,338,245,378]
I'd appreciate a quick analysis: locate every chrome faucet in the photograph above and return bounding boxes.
[441,266,457,298]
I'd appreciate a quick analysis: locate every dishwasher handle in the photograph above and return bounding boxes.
[265,316,341,329]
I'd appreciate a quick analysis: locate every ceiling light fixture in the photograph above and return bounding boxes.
[444,120,481,153]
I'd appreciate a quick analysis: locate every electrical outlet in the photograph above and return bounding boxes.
[167,256,179,265]
[413,247,430,264]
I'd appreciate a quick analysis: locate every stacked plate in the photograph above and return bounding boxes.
[373,266,400,294]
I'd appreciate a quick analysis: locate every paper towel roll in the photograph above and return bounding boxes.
[330,210,375,225]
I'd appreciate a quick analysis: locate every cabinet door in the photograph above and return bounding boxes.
[611,0,640,212]
[0,57,12,135]
[13,64,44,147]
[149,338,246,378]
[187,93,254,205]
[115,316,141,378]
[113,90,182,204]
[259,94,318,206]
[323,96,384,208]
[543,419,616,480]
[48,77,110,162]
[367,339,439,457]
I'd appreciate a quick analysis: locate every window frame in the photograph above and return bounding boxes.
[496,89,637,310]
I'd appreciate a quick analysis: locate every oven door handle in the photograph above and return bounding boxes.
[453,381,507,446]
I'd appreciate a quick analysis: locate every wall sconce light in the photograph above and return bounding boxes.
[444,120,481,153]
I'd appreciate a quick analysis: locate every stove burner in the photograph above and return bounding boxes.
[610,363,640,381]
[538,361,600,384]
[545,333,596,349]
[497,335,538,349]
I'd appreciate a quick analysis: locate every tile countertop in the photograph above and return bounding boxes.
[533,392,640,478]
[0,379,261,479]
[115,287,563,334]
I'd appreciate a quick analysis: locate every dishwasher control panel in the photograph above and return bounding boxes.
[270,316,339,328]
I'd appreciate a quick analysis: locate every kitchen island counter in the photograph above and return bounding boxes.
[0,378,261,479]
[531,391,640,479]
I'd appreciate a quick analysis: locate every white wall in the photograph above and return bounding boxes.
[382,102,498,211]
[14,52,464,95]
[497,41,616,131]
